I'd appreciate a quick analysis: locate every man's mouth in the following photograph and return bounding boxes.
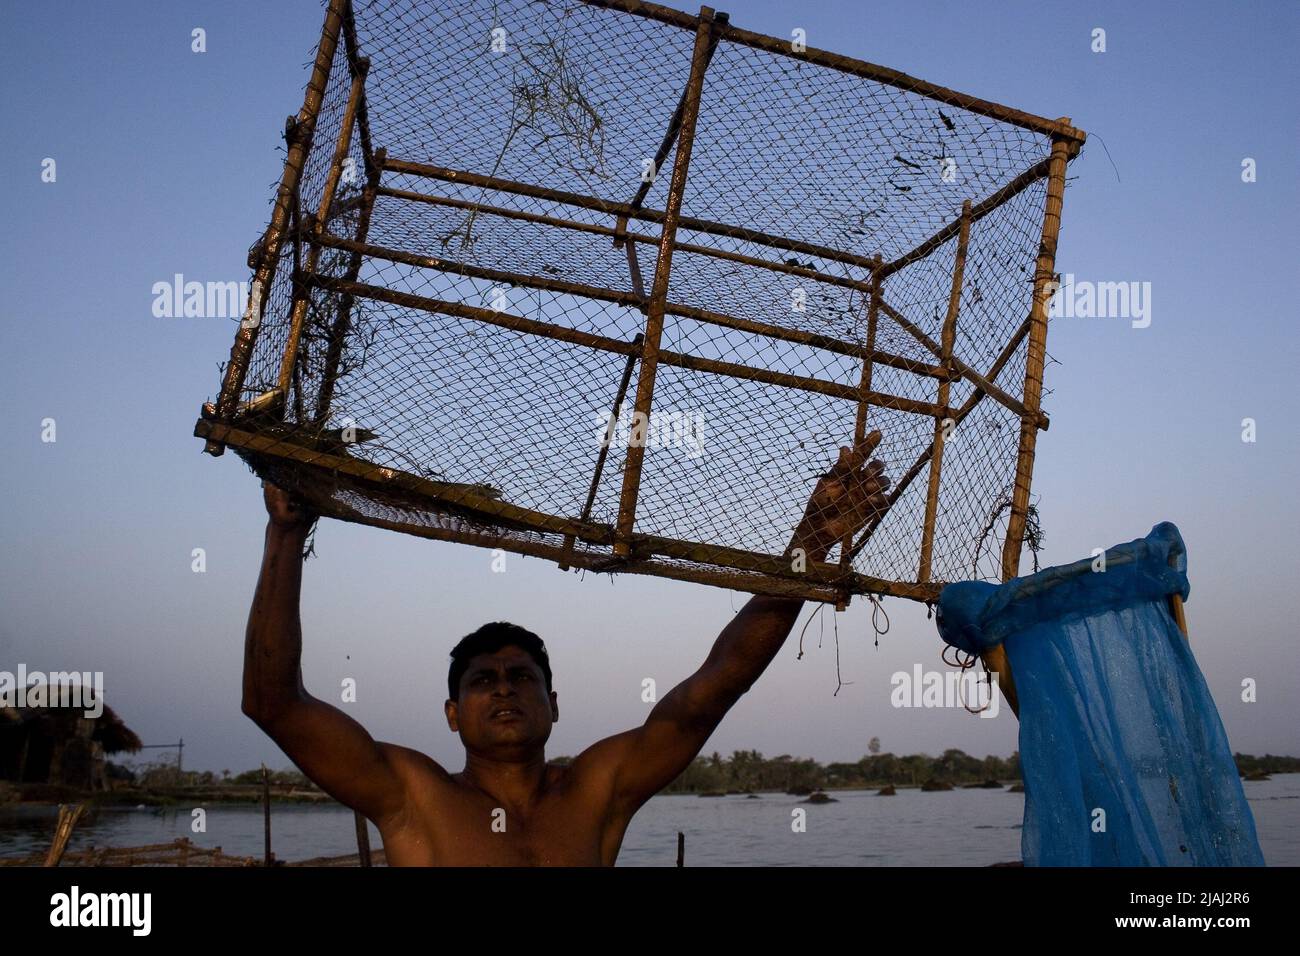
[490,708,523,720]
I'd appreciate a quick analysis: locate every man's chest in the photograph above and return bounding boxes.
[378,786,626,866]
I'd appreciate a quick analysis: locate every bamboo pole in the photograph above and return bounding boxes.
[623,234,648,302]
[624,12,727,214]
[195,417,614,542]
[354,810,372,867]
[612,10,716,553]
[206,0,347,456]
[560,333,644,569]
[657,350,940,413]
[674,302,944,378]
[196,415,943,602]
[312,228,942,377]
[339,0,376,179]
[835,255,883,607]
[381,157,882,273]
[880,157,1052,280]
[1001,130,1072,581]
[579,0,1086,143]
[377,184,880,300]
[1169,594,1189,638]
[262,765,273,866]
[918,201,971,583]
[847,315,1032,561]
[43,803,86,867]
[1169,529,1190,639]
[276,59,369,400]
[876,297,1046,427]
[985,129,1075,720]
[983,645,1019,716]
[300,275,948,416]
[314,147,384,424]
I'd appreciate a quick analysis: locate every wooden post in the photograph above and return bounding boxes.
[561,333,643,569]
[206,0,347,455]
[614,6,717,556]
[354,810,373,867]
[43,803,86,867]
[1169,595,1189,638]
[918,201,971,583]
[1001,129,1072,581]
[16,732,29,783]
[1168,529,1190,641]
[277,59,370,401]
[982,644,1019,717]
[835,254,883,607]
[990,129,1073,719]
[676,831,685,867]
[262,765,273,866]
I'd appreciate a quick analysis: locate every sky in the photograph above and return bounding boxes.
[1,0,1297,777]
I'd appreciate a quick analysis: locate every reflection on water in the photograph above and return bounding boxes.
[1,774,1295,866]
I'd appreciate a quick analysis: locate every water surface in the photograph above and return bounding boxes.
[2,775,1294,866]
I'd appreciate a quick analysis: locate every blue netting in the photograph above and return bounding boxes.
[936,522,1264,866]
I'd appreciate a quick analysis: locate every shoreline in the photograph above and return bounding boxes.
[1,770,1289,810]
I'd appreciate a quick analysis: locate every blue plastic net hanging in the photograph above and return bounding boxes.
[936,522,1264,866]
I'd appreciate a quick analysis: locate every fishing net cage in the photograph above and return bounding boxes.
[196,0,1085,606]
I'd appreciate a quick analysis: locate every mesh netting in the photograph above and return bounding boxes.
[199,0,1082,604]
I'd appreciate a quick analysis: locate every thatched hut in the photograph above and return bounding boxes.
[0,692,141,791]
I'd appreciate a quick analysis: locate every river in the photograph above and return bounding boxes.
[2,774,1296,866]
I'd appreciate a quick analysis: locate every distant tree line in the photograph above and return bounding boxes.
[105,759,312,790]
[656,750,1300,794]
[106,751,1300,794]
[1233,753,1300,776]
[660,749,1020,793]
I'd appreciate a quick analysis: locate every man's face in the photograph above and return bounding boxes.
[445,645,557,755]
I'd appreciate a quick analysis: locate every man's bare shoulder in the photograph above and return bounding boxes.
[562,728,640,796]
[375,742,452,789]
[570,725,634,763]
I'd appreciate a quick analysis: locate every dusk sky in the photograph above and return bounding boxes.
[2,0,1296,777]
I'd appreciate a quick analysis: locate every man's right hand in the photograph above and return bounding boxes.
[246,478,407,831]
[262,479,318,533]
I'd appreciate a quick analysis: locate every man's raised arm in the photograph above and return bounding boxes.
[241,481,407,826]
[586,432,891,814]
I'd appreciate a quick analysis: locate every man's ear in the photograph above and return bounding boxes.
[550,690,559,722]
[445,698,459,732]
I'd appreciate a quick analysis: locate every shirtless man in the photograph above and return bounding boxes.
[242,432,890,865]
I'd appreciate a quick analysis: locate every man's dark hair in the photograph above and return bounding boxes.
[448,622,552,702]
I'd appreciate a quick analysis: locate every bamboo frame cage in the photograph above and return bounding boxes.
[196,0,1085,607]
